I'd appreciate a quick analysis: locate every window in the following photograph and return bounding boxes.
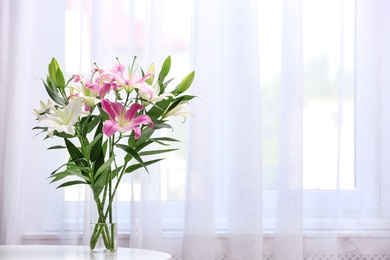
[257,0,386,231]
[36,0,385,236]
[63,0,192,205]
[259,0,355,191]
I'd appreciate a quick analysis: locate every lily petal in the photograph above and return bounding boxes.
[124,103,143,122]
[103,120,121,137]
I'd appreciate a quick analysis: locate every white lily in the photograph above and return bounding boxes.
[39,97,88,137]
[33,99,53,118]
[163,101,194,122]
[69,84,101,111]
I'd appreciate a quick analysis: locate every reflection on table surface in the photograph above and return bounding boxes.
[0,245,172,260]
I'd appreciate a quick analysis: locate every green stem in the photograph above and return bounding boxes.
[94,197,106,223]
[108,137,114,248]
[108,136,114,223]
[90,223,115,252]
[90,196,116,252]
[103,160,128,221]
[59,88,69,104]
[124,92,131,107]
[91,124,129,252]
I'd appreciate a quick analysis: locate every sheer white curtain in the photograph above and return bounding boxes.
[183,0,263,258]
[274,0,304,258]
[2,0,390,259]
[0,0,66,244]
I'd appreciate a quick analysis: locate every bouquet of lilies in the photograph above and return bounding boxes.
[33,56,195,252]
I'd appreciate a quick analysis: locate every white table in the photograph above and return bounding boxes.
[0,245,172,260]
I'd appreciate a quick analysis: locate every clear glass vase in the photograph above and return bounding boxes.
[90,188,117,253]
[90,222,117,253]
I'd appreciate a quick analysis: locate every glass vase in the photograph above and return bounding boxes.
[90,222,117,253]
[90,189,117,253]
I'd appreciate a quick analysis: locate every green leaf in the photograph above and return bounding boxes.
[159,56,171,80]
[66,163,90,170]
[48,58,60,85]
[133,128,155,150]
[49,162,68,176]
[65,75,75,87]
[138,148,178,156]
[171,95,196,108]
[65,139,88,167]
[125,158,165,174]
[176,71,195,94]
[46,76,56,92]
[134,140,153,152]
[32,126,48,131]
[179,94,197,102]
[48,57,66,89]
[158,56,171,92]
[152,122,172,130]
[94,156,114,179]
[151,137,180,143]
[92,139,107,175]
[49,170,73,183]
[87,115,102,133]
[50,168,92,184]
[32,127,49,138]
[88,134,102,160]
[110,166,123,179]
[127,131,136,148]
[92,169,108,198]
[163,78,175,88]
[92,149,104,175]
[82,122,89,138]
[116,144,149,173]
[65,161,90,173]
[90,122,104,162]
[65,138,83,159]
[97,105,110,121]
[135,127,154,144]
[55,67,66,88]
[56,180,87,189]
[52,131,75,139]
[165,95,196,116]
[148,139,173,147]
[87,133,103,152]
[49,161,85,177]
[41,78,67,106]
[147,98,172,119]
[47,145,66,150]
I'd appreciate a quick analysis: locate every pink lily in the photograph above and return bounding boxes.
[101,99,153,138]
[69,75,112,111]
[88,82,112,98]
[112,63,125,75]
[99,70,154,98]
[125,72,154,95]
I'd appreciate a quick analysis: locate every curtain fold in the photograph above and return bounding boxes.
[182,0,223,257]
[355,0,390,222]
[222,1,263,259]
[184,0,263,258]
[274,0,304,258]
